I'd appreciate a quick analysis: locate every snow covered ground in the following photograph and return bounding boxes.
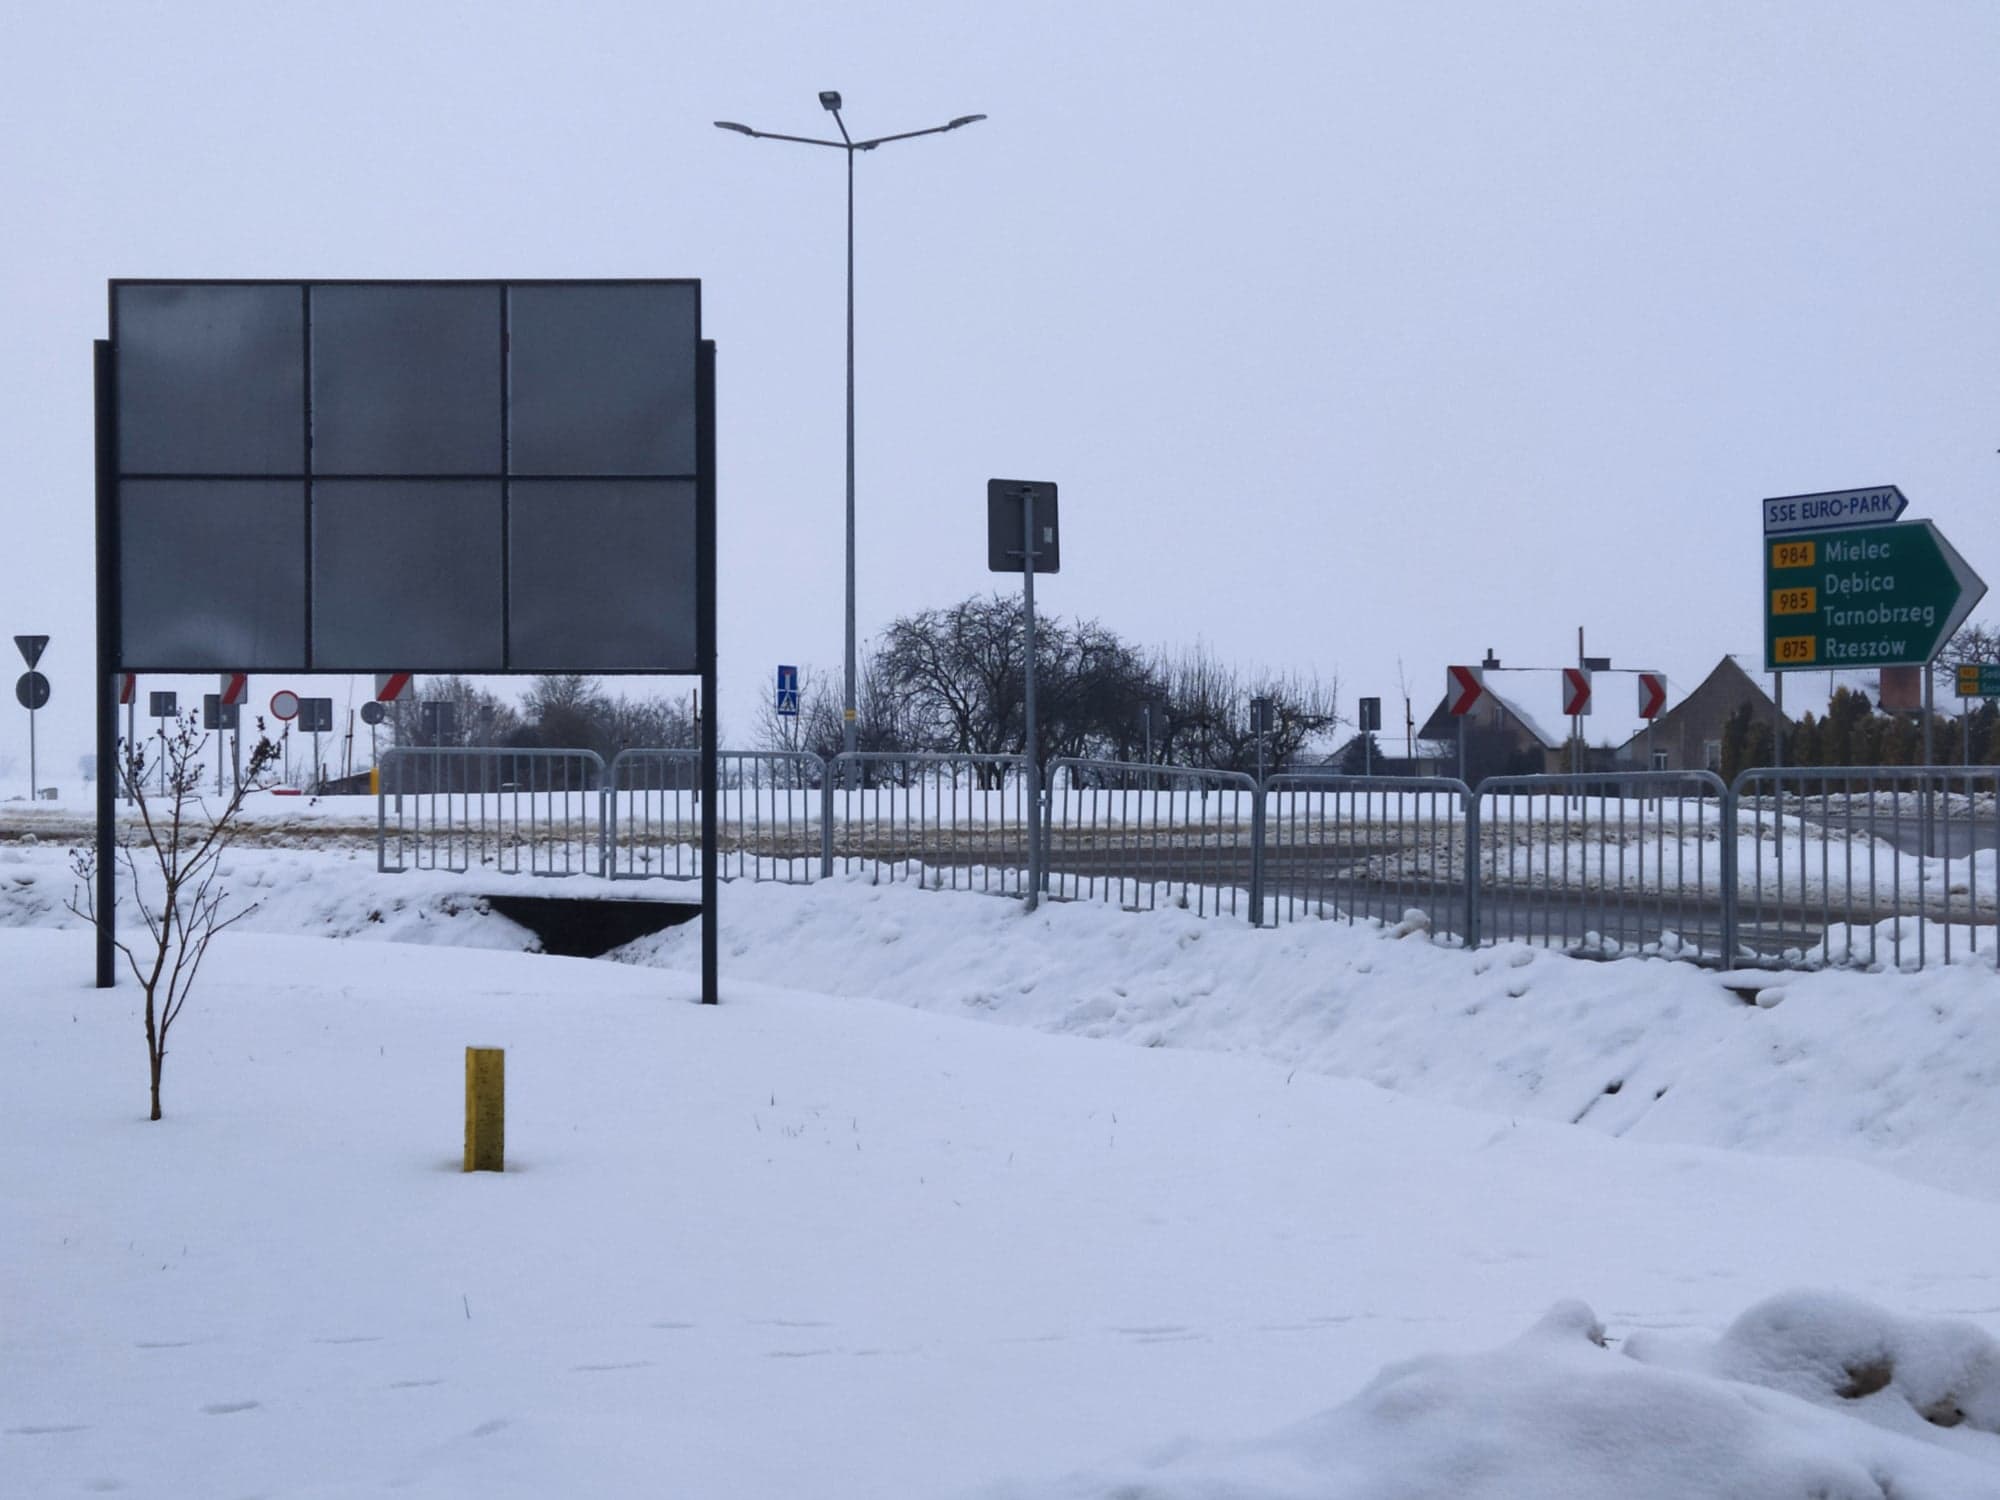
[7,842,2000,1496]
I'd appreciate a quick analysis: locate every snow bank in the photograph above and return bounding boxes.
[627,875,2000,1202]
[8,837,2000,1204]
[1001,1296,2000,1499]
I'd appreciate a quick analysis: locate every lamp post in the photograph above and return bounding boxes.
[716,94,986,764]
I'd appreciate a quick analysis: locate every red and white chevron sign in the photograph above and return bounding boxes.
[218,672,249,706]
[1562,667,1592,717]
[374,672,414,703]
[117,672,136,706]
[1637,672,1667,720]
[1446,665,1484,716]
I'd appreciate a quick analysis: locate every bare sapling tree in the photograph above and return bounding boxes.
[68,712,281,1121]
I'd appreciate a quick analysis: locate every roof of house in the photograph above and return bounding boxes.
[1420,656,1898,755]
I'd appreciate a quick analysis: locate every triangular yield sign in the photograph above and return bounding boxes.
[14,634,48,668]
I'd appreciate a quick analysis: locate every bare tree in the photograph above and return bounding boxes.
[1936,619,2000,685]
[68,714,281,1121]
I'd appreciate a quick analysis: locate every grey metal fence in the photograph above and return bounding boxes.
[370,745,1999,974]
[1731,766,2000,971]
[826,751,1034,895]
[1470,771,1730,962]
[1046,759,1260,917]
[1262,774,1473,937]
[376,746,607,876]
[605,749,825,884]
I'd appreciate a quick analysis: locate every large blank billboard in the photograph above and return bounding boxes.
[108,279,703,673]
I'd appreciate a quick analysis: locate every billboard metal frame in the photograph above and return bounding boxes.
[93,284,720,1003]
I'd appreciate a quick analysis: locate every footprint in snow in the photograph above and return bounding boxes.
[312,1335,383,1345]
[201,1401,260,1416]
[7,1423,91,1435]
[569,1361,654,1373]
[387,1379,444,1390]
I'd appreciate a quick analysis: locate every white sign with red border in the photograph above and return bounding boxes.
[1562,667,1592,717]
[1445,665,1484,716]
[1637,672,1667,720]
[270,690,301,722]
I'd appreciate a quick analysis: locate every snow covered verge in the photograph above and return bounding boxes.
[624,875,2000,1203]
[8,923,2000,1498]
[8,838,2000,1202]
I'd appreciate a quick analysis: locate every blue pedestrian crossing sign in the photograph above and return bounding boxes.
[775,664,800,717]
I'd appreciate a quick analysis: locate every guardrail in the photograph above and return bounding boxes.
[376,746,607,877]
[1731,766,1999,971]
[1470,771,1730,962]
[1046,759,1260,918]
[825,751,1034,897]
[1262,773,1473,937]
[373,748,2000,972]
[605,749,825,884]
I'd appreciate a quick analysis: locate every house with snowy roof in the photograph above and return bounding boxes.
[1415,678,1570,781]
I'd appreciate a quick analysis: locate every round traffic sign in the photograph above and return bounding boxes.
[270,690,300,722]
[15,671,50,711]
[359,701,386,727]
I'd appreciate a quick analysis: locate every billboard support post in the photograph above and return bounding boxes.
[698,340,719,1006]
[93,340,118,989]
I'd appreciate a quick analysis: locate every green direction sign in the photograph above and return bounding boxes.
[1765,519,1986,671]
[1956,663,2000,699]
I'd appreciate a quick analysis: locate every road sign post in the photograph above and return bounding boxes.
[118,673,136,804]
[299,698,333,789]
[989,479,1059,910]
[1636,672,1667,772]
[1359,696,1381,777]
[149,690,176,793]
[14,636,49,799]
[1446,666,1483,783]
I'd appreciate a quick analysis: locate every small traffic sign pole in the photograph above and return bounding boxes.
[988,479,1060,910]
[1023,488,1040,911]
[122,675,136,806]
[14,637,49,800]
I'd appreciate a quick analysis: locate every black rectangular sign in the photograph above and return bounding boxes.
[106,280,703,675]
[986,479,1060,574]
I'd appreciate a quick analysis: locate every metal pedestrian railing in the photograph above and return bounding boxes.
[1045,759,1260,917]
[825,751,1034,896]
[605,749,825,884]
[1470,771,1731,962]
[1731,766,1999,971]
[373,747,2000,972]
[376,746,607,877]
[1261,773,1473,937]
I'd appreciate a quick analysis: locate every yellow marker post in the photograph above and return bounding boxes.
[464,1047,505,1172]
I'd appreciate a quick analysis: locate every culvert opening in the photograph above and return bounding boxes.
[482,894,701,958]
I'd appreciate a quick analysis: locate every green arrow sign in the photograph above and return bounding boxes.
[1956,663,2000,699]
[1764,519,1986,671]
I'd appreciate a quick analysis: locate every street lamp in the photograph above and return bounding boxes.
[716,94,987,762]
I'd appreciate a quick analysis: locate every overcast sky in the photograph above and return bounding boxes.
[3,1,1997,779]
